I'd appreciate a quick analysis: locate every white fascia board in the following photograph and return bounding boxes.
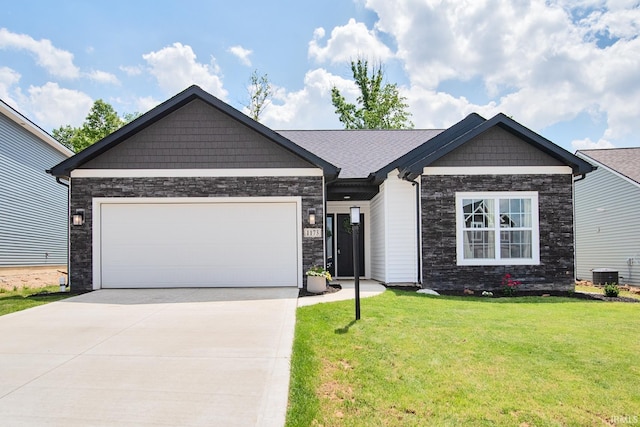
[422,166,572,175]
[71,168,324,178]
[576,152,640,189]
[0,100,74,157]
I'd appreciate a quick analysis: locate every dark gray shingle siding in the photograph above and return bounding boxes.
[432,127,565,167]
[81,100,315,169]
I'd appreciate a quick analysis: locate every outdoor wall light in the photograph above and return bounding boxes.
[350,206,360,225]
[72,209,85,226]
[308,208,316,225]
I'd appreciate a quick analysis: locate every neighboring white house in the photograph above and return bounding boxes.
[575,148,640,286]
[0,99,74,267]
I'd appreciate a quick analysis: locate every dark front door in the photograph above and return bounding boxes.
[336,213,365,277]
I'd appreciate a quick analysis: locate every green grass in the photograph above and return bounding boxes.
[287,290,640,426]
[0,286,72,316]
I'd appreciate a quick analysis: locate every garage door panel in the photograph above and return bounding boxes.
[100,202,298,288]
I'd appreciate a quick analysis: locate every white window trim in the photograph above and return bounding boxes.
[455,191,540,266]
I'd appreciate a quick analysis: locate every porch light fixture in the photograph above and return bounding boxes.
[308,208,316,225]
[350,206,360,225]
[72,209,85,226]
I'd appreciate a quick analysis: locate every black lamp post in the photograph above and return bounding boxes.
[350,206,361,320]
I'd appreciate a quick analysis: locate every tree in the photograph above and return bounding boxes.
[52,125,77,151]
[331,59,413,129]
[246,69,272,122]
[52,100,138,152]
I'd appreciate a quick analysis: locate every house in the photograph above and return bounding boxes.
[1,99,73,268]
[48,86,593,293]
[574,148,640,286]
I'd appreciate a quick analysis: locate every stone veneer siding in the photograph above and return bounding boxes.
[421,174,575,292]
[70,176,324,292]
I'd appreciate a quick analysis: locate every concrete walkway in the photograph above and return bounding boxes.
[0,288,298,427]
[297,280,387,307]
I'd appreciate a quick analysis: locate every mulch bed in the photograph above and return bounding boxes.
[422,289,639,302]
[298,283,342,298]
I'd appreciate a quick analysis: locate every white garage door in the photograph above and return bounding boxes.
[99,201,299,288]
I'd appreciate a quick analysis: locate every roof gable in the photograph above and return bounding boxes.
[431,126,565,167]
[378,113,486,181]
[81,99,314,170]
[399,113,594,178]
[48,86,339,178]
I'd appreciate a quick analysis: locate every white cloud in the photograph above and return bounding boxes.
[261,68,348,129]
[228,45,252,66]
[309,18,394,64]
[135,96,160,114]
[119,65,143,76]
[25,82,93,129]
[0,66,21,107]
[571,137,615,151]
[85,70,120,85]
[405,86,486,129]
[360,0,640,145]
[0,28,80,79]
[142,42,227,99]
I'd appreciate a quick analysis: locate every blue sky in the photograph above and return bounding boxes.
[1,0,638,152]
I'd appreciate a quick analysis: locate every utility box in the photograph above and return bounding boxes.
[593,268,619,285]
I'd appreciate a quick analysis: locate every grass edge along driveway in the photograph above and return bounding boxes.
[0,286,72,317]
[287,290,640,426]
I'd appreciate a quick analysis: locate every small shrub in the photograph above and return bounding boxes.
[604,283,620,297]
[501,273,521,296]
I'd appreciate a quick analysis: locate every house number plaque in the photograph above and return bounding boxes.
[303,228,322,238]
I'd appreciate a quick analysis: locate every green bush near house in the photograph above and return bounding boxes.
[287,290,640,426]
[604,283,620,297]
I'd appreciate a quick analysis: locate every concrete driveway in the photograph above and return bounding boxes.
[0,288,298,427]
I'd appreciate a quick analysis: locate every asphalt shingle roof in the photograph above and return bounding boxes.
[277,129,443,179]
[578,148,640,185]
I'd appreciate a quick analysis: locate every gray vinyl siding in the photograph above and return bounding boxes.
[0,114,69,266]
[432,127,565,167]
[575,163,640,286]
[81,99,315,170]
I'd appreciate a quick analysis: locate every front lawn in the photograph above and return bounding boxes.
[0,286,72,316]
[287,290,640,426]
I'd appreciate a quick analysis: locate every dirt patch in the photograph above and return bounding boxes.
[0,266,67,291]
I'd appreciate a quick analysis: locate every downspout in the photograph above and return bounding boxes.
[53,176,70,288]
[55,177,69,188]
